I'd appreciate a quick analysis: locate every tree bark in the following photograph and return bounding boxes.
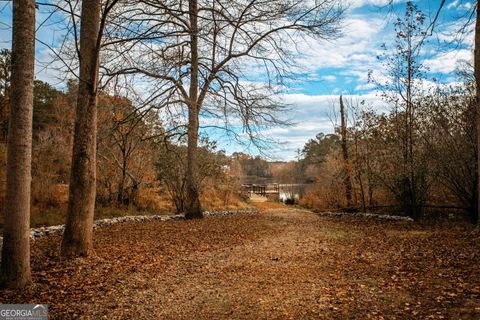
[0,0,35,289]
[339,95,353,207]
[476,0,480,226]
[61,0,101,257]
[185,0,202,219]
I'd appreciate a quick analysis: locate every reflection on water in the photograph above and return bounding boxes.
[276,183,305,203]
[279,192,299,202]
[243,183,308,203]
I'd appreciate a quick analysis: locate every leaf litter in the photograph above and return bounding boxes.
[1,208,479,319]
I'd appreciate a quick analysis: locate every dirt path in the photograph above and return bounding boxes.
[1,208,479,319]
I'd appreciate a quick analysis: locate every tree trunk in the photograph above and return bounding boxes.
[353,133,366,213]
[61,0,101,257]
[117,148,127,205]
[339,95,353,207]
[0,0,35,289]
[476,0,480,226]
[185,0,202,219]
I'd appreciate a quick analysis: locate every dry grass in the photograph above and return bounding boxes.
[134,187,174,212]
[251,201,287,210]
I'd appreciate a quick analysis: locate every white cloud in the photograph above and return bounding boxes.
[447,0,460,10]
[296,16,386,68]
[349,0,404,9]
[321,75,337,82]
[355,82,376,91]
[424,49,472,74]
[436,18,474,47]
[447,0,473,11]
[290,15,388,91]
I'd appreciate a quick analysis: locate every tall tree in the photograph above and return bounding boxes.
[109,0,343,218]
[475,0,480,226]
[370,1,427,219]
[185,0,202,218]
[339,95,353,207]
[61,0,102,257]
[0,0,36,289]
[60,0,123,257]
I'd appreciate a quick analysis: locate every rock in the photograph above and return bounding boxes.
[203,209,258,217]
[315,211,414,222]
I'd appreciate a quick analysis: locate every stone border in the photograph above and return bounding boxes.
[204,209,258,217]
[315,211,414,222]
[26,214,185,241]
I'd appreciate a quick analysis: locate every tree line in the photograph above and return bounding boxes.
[298,2,480,225]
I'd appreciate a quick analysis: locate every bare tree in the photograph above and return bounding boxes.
[106,0,344,218]
[0,0,36,288]
[421,85,477,223]
[339,95,353,207]
[185,0,202,217]
[96,95,158,206]
[155,138,226,213]
[369,1,429,219]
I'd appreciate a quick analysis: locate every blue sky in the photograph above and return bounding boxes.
[0,0,475,160]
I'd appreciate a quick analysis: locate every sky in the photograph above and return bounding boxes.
[0,0,476,161]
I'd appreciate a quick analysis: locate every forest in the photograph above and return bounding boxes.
[0,0,479,318]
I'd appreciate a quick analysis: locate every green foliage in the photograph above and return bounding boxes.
[33,80,61,133]
[232,152,272,178]
[300,133,340,166]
